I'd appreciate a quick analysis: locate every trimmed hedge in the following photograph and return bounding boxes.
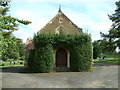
[28,34,92,72]
[28,44,54,72]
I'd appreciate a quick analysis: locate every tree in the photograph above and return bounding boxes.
[100,31,117,53]
[16,38,26,60]
[108,1,120,30]
[1,31,18,60]
[0,0,31,31]
[92,39,116,59]
[0,0,31,60]
[100,1,120,52]
[93,41,102,59]
[108,1,120,49]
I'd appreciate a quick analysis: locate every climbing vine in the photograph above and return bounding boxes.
[28,33,92,72]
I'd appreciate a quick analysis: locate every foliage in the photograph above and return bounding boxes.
[28,34,92,72]
[100,1,120,50]
[0,0,31,60]
[100,30,118,53]
[0,0,31,31]
[17,40,25,59]
[108,1,120,30]
[1,31,18,60]
[93,40,102,59]
[93,39,117,56]
[28,45,54,72]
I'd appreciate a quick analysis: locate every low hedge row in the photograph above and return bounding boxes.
[28,34,92,72]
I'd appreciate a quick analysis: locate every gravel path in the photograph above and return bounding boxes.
[0,63,119,88]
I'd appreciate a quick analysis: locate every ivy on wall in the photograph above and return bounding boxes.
[28,33,92,72]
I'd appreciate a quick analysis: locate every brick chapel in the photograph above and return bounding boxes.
[25,7,83,68]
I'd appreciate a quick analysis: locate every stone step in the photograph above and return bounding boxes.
[55,67,71,72]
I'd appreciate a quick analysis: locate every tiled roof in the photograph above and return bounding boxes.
[39,9,82,34]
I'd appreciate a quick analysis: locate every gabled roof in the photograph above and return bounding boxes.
[39,8,82,35]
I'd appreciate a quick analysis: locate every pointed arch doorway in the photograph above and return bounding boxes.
[56,47,69,68]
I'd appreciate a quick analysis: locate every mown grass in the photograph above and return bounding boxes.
[0,60,24,68]
[1,64,24,68]
[93,57,120,64]
[93,53,120,64]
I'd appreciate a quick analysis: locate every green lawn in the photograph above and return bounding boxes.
[93,53,120,64]
[93,57,120,64]
[0,60,24,68]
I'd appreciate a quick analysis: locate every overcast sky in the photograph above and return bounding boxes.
[10,0,117,43]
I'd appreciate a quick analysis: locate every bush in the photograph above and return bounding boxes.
[2,63,4,66]
[28,34,92,72]
[28,45,54,72]
[12,52,19,60]
[93,41,102,59]
[28,50,35,69]
[20,62,23,64]
[19,56,25,60]
[70,42,92,71]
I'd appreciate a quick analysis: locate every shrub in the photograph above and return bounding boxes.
[28,44,54,72]
[2,63,4,66]
[20,62,23,65]
[19,56,25,60]
[2,56,8,61]
[93,46,101,59]
[28,34,92,72]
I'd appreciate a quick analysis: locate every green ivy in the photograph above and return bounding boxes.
[28,33,92,72]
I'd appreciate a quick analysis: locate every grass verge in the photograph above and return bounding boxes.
[93,58,120,64]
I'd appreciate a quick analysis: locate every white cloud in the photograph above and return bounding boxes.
[91,22,112,32]
[13,29,31,43]
[90,21,112,41]
[67,13,112,30]
[15,10,33,20]
[14,10,50,42]
[15,10,49,29]
[28,18,49,33]
[66,13,112,41]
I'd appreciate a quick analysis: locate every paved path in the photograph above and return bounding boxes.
[0,64,119,88]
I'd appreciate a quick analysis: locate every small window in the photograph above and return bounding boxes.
[59,18,63,23]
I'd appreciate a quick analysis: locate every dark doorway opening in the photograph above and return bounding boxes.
[56,47,67,67]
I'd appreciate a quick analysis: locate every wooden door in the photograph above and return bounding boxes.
[56,48,67,67]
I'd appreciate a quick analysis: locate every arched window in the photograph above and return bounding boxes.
[59,27,63,34]
[59,29,63,34]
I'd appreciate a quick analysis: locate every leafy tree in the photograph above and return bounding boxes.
[92,39,116,59]
[93,41,102,59]
[108,1,120,30]
[0,0,31,31]
[100,1,120,52]
[2,34,25,61]
[1,32,19,60]
[100,31,117,53]
[17,38,26,60]
[0,0,31,60]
